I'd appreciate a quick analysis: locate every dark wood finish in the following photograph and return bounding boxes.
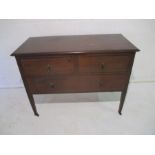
[16,57,39,116]
[26,74,128,94]
[78,54,131,74]
[11,34,139,56]
[118,52,136,115]
[21,56,74,77]
[11,34,139,116]
[119,87,128,115]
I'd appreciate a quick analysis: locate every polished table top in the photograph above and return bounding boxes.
[11,34,139,56]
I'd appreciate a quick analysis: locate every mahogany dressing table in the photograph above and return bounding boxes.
[11,34,139,116]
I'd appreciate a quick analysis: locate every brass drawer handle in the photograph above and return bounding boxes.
[101,63,105,71]
[47,64,52,72]
[49,82,55,88]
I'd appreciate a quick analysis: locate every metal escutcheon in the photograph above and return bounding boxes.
[101,63,105,71]
[49,82,55,88]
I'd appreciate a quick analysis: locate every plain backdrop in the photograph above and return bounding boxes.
[0,0,155,154]
[0,19,155,88]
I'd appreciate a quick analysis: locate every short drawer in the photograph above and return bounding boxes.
[21,56,74,77]
[78,54,132,74]
[26,75,128,94]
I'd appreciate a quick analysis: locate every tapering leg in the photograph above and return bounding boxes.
[27,93,39,116]
[15,57,39,116]
[118,88,128,115]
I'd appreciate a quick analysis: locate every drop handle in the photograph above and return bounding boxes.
[101,63,105,71]
[49,82,55,88]
[47,64,52,72]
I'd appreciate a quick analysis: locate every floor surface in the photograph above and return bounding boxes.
[0,82,155,134]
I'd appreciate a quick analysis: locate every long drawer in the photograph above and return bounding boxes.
[78,54,132,74]
[21,56,74,77]
[26,75,128,94]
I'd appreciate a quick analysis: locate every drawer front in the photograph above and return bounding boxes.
[21,56,74,77]
[78,54,131,74]
[26,75,128,94]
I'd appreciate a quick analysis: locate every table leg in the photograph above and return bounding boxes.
[27,93,39,116]
[118,88,128,115]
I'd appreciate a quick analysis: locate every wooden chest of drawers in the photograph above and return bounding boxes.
[11,34,139,116]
